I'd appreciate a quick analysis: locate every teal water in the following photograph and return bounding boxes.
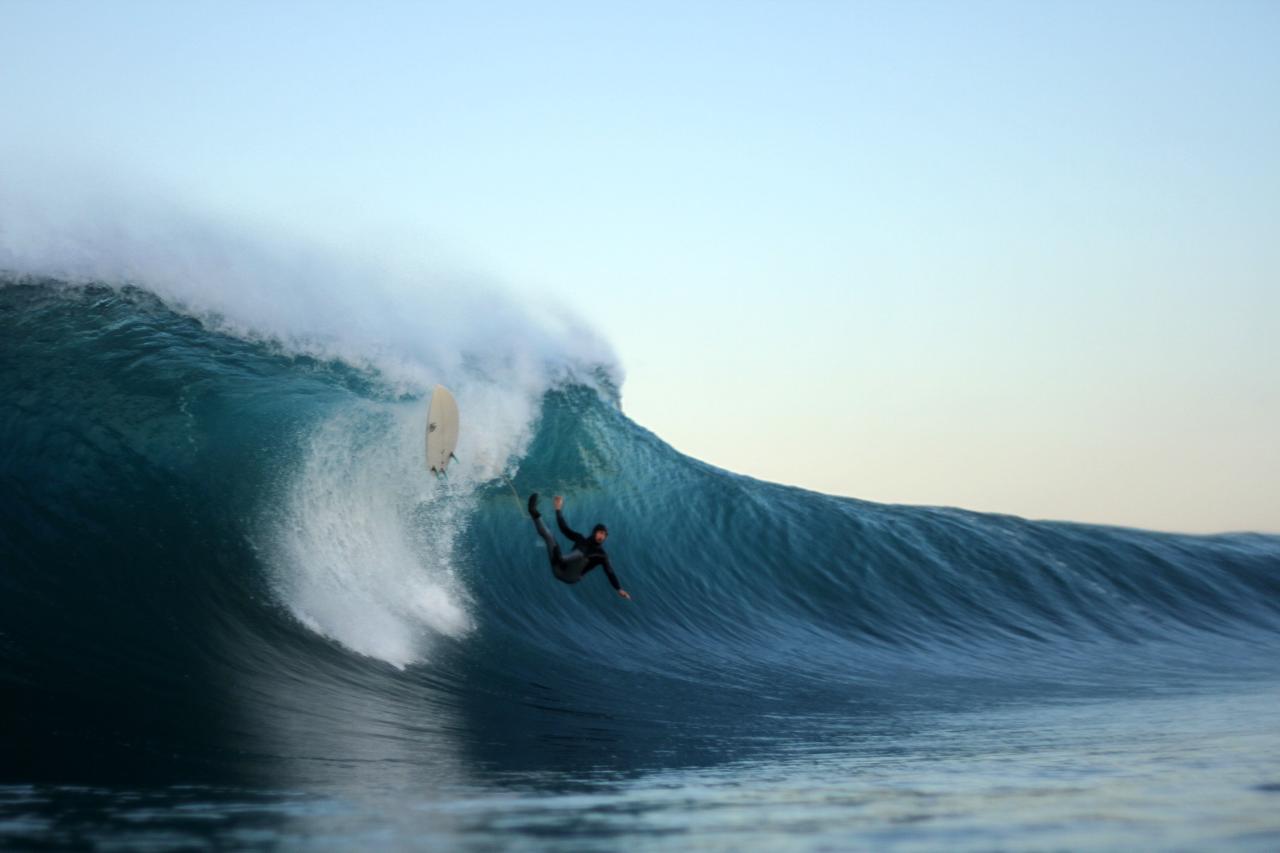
[3,282,1279,849]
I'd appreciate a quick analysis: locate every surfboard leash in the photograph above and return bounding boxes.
[500,474,525,513]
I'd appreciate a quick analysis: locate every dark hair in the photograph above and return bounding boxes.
[592,523,608,536]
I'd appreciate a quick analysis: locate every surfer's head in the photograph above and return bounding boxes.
[592,523,608,543]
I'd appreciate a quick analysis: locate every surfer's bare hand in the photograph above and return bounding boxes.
[618,589,631,600]
[553,496,564,511]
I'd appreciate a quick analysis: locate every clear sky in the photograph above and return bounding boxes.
[3,1,1277,533]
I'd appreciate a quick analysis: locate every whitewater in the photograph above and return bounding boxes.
[3,215,1280,850]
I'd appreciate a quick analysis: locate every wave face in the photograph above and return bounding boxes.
[3,279,1280,784]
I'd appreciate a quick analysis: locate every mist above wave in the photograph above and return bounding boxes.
[0,167,621,399]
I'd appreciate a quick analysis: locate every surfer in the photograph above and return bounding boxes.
[527,493,631,600]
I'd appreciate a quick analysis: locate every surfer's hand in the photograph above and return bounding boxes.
[553,496,564,511]
[618,589,631,600]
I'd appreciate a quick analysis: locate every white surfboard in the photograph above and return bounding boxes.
[425,385,459,476]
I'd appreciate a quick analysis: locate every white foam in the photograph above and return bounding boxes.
[268,404,475,668]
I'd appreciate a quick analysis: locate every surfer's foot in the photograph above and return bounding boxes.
[528,492,541,519]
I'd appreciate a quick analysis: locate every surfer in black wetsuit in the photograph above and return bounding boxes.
[527,493,631,600]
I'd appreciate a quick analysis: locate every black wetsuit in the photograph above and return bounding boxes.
[532,510,621,590]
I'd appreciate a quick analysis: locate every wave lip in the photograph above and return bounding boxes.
[0,186,623,397]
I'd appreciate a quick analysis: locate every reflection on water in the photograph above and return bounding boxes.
[6,686,1278,850]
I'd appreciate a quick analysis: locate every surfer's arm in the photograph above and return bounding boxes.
[556,510,583,542]
[601,556,627,597]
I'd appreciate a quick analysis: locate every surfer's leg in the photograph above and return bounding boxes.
[553,551,588,584]
[528,493,581,582]
[532,516,564,568]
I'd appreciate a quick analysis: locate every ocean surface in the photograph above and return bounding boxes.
[3,279,1279,850]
